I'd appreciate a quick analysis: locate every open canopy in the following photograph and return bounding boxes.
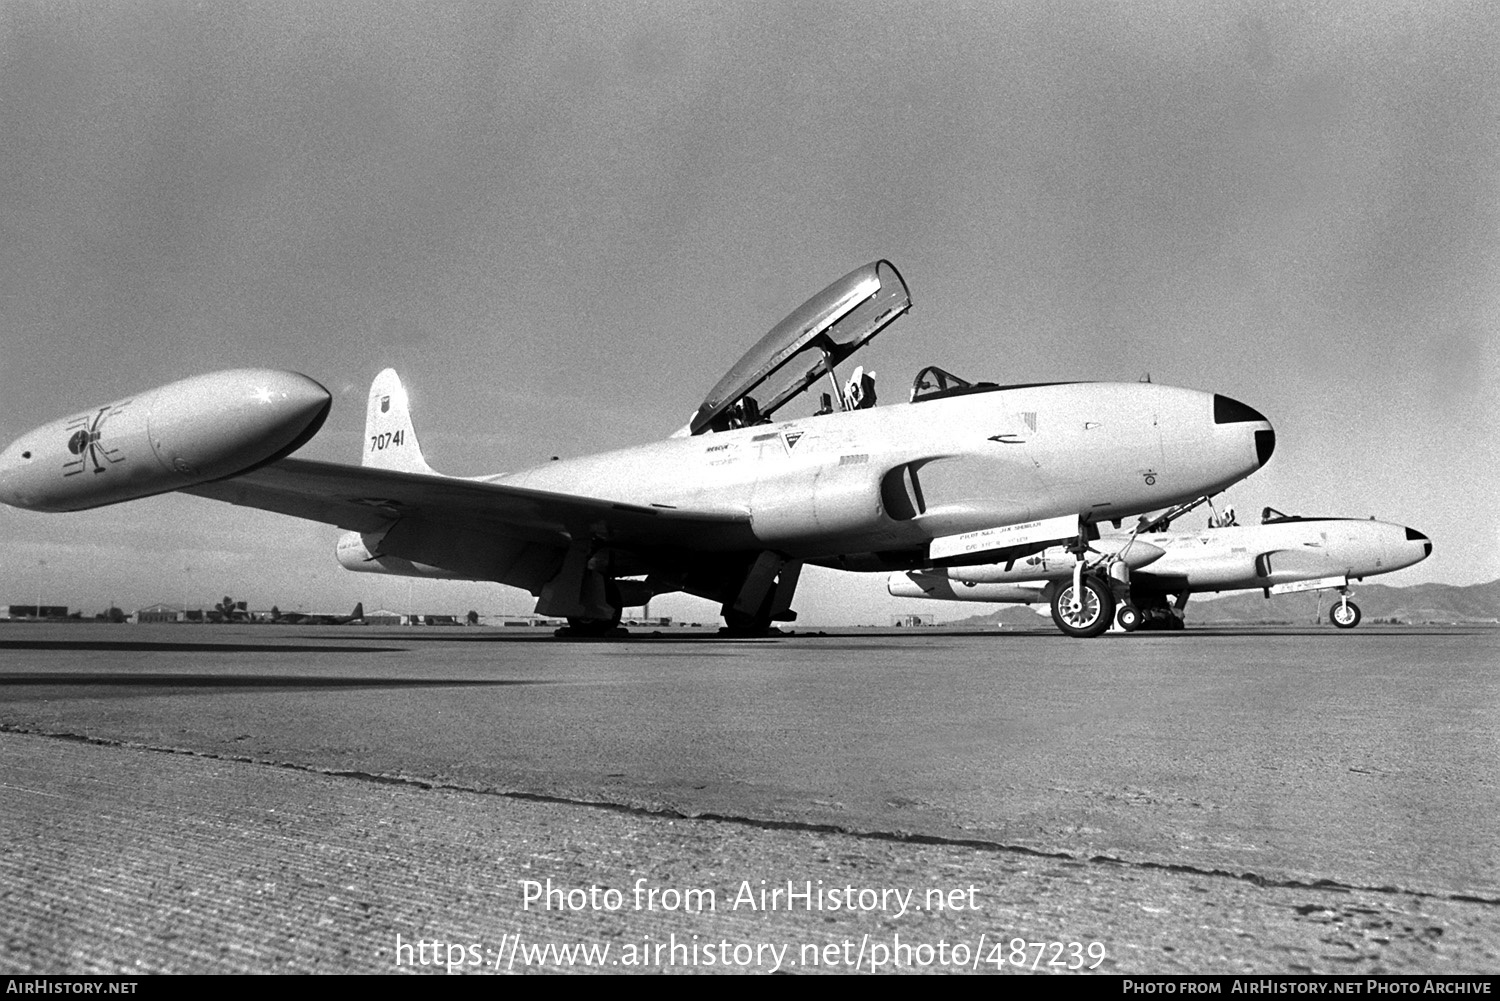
[689,260,911,435]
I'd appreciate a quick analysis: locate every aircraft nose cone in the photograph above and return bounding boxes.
[1129,539,1166,569]
[1213,394,1275,468]
[1405,526,1432,560]
[1110,538,1165,570]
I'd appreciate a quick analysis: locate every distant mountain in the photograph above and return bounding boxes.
[939,580,1500,627]
[1189,578,1500,625]
[944,605,1054,629]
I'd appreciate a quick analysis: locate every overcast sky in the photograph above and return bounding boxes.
[2,1,1496,624]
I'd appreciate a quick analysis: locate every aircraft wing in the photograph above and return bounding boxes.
[184,457,756,551]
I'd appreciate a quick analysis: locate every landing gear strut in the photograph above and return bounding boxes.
[719,553,800,637]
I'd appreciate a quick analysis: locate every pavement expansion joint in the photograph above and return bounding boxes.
[6,721,1497,912]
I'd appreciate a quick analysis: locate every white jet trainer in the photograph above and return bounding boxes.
[890,504,1431,635]
[0,261,1276,635]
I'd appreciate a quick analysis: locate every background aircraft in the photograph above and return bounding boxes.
[890,502,1432,635]
[0,263,1275,636]
[274,602,365,626]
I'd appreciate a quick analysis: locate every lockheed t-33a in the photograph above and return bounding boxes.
[0,261,1275,636]
[891,496,1431,635]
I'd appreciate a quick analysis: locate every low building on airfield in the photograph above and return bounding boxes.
[6,605,71,620]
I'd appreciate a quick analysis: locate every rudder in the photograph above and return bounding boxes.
[363,369,436,474]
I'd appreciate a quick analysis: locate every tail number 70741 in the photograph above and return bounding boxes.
[370,430,405,452]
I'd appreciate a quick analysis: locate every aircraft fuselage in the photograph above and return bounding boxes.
[494,381,1272,568]
[1134,518,1431,593]
[891,517,1430,602]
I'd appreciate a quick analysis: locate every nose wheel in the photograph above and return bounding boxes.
[1050,573,1115,638]
[1330,596,1362,629]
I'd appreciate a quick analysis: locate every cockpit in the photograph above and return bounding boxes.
[688,260,912,434]
[1259,507,1342,525]
[908,366,999,403]
[685,259,1072,434]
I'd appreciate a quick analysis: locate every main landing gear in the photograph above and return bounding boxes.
[1131,600,1185,631]
[558,609,626,639]
[556,580,628,638]
[719,555,802,637]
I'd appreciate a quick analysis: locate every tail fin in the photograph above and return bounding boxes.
[363,369,436,474]
[349,602,364,622]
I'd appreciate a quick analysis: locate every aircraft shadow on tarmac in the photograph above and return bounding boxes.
[306,631,795,644]
[1168,626,1487,639]
[0,673,554,691]
[0,639,407,654]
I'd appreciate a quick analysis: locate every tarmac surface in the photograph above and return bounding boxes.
[1,622,1496,975]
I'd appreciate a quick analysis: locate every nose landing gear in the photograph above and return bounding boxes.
[1051,572,1115,637]
[1048,533,1141,638]
[1330,590,1362,629]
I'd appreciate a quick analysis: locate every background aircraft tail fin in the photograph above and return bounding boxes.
[363,369,436,474]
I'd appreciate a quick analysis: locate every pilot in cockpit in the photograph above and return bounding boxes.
[725,396,766,429]
[843,366,877,410]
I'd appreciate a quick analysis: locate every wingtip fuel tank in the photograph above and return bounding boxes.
[0,369,331,512]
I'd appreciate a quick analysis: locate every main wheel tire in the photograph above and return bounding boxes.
[563,614,622,638]
[1330,600,1361,629]
[1116,603,1141,632]
[563,584,624,638]
[1050,575,1115,638]
[721,608,776,636]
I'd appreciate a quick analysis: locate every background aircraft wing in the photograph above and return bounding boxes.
[184,457,756,551]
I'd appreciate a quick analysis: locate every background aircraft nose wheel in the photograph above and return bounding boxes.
[1050,574,1115,638]
[1115,603,1141,632]
[1330,599,1361,629]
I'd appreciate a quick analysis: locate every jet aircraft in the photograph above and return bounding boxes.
[890,501,1432,634]
[0,261,1276,635]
